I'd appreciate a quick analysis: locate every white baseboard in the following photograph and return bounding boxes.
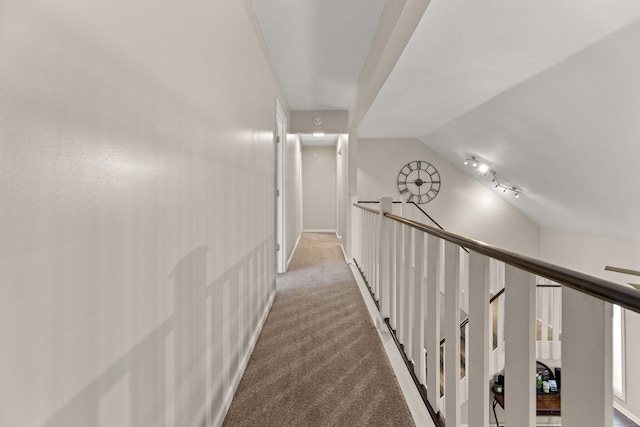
[339,243,351,264]
[212,289,276,427]
[303,229,336,233]
[286,233,302,270]
[615,401,640,425]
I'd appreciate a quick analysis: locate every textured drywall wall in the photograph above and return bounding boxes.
[0,1,286,426]
[302,146,337,231]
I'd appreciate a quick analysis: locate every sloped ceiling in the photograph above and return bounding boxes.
[358,0,640,242]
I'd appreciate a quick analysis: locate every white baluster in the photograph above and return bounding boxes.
[496,263,506,371]
[389,218,397,329]
[369,212,378,301]
[444,241,461,427]
[540,285,550,359]
[426,235,441,410]
[413,230,426,385]
[403,224,413,356]
[562,287,613,427]
[552,286,561,359]
[504,265,535,427]
[395,222,404,338]
[375,211,381,298]
[468,251,490,427]
[367,212,376,292]
[363,211,368,282]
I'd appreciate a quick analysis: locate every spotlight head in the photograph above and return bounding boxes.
[478,164,489,173]
[472,162,477,167]
[515,193,520,198]
[464,160,469,165]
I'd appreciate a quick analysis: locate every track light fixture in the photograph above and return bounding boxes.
[464,156,488,173]
[463,156,522,198]
[489,170,522,198]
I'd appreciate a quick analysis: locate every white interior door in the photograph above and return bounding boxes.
[275,99,286,273]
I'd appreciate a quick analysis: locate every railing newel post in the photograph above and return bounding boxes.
[379,197,393,319]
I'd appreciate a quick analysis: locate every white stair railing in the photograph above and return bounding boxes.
[352,198,640,427]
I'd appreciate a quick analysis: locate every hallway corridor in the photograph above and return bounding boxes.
[223,233,415,426]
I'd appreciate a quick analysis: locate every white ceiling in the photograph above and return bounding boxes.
[252,0,640,243]
[251,0,386,110]
[299,134,338,146]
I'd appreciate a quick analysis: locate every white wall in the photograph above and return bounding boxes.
[0,1,286,426]
[358,138,540,256]
[540,228,640,421]
[286,133,303,265]
[302,146,337,231]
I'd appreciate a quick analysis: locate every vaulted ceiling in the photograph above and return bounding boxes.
[252,0,640,243]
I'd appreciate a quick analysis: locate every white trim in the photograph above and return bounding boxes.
[339,242,351,264]
[303,229,336,233]
[286,233,302,270]
[349,263,435,427]
[275,98,287,274]
[614,401,640,425]
[213,289,276,427]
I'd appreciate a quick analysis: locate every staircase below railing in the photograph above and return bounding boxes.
[352,197,640,427]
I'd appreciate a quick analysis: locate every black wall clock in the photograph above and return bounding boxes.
[397,160,441,204]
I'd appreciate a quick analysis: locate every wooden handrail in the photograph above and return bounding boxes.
[489,287,506,304]
[357,200,448,232]
[381,212,640,314]
[357,205,381,215]
[605,265,640,277]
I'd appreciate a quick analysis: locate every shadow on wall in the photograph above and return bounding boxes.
[39,237,274,427]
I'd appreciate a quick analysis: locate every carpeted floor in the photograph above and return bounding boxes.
[223,233,415,427]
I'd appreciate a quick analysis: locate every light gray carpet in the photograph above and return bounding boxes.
[223,233,415,427]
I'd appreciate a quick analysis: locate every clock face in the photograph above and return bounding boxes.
[397,160,441,204]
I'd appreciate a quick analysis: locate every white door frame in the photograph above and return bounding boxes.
[275,98,287,274]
